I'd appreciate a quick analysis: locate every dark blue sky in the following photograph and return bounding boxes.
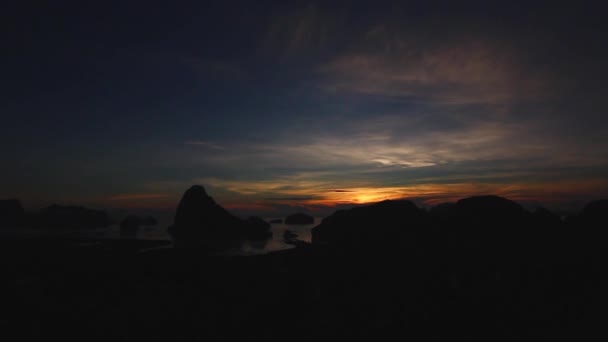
[2,1,607,212]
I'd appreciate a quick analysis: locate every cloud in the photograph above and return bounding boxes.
[200,121,567,171]
[172,106,608,211]
[319,30,545,106]
[108,193,170,201]
[262,4,341,58]
[263,196,319,201]
[185,141,226,150]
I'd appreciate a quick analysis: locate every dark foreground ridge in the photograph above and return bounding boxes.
[1,187,608,340]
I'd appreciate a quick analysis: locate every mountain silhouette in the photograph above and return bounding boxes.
[451,195,528,222]
[168,185,271,247]
[310,195,567,252]
[312,199,427,250]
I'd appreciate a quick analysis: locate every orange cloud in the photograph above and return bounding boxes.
[216,179,608,210]
[104,193,177,209]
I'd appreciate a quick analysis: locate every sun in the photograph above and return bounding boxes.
[353,193,382,203]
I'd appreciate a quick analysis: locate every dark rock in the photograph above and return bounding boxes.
[451,195,528,223]
[244,216,272,239]
[285,213,314,225]
[430,196,534,249]
[169,185,272,247]
[531,207,562,226]
[269,218,283,224]
[312,199,427,250]
[34,204,110,229]
[170,185,244,241]
[0,199,25,227]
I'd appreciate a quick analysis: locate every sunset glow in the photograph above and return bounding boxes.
[2,2,607,213]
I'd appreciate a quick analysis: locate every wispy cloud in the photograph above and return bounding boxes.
[185,141,226,150]
[262,4,341,58]
[319,31,546,106]
[108,193,170,201]
[190,117,598,174]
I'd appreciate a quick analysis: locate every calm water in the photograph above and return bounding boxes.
[0,217,322,255]
[223,217,321,256]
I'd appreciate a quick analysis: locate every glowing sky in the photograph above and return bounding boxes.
[2,2,608,212]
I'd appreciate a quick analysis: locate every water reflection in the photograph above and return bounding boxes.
[220,217,320,256]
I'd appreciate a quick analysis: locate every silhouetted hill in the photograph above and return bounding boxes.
[0,199,25,227]
[244,216,272,239]
[311,195,572,253]
[451,195,528,223]
[312,199,428,250]
[285,212,314,224]
[168,185,271,247]
[169,185,243,241]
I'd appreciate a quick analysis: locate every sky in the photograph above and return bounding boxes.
[2,1,608,213]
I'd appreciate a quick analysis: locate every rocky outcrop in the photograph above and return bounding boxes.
[285,213,314,225]
[244,216,272,239]
[430,196,532,246]
[312,195,551,251]
[168,185,272,246]
[169,185,243,240]
[451,195,528,223]
[311,199,428,249]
